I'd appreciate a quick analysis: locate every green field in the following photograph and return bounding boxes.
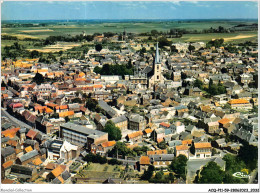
[2,20,257,39]
[75,163,122,179]
[169,31,258,43]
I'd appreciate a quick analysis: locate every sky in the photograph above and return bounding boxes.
[1,1,258,21]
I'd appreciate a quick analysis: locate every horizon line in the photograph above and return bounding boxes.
[2,18,258,21]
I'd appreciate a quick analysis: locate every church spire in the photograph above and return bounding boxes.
[155,42,160,64]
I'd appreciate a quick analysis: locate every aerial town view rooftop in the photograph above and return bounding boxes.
[1,1,258,189]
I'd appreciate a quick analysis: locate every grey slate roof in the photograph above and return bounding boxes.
[52,177,62,184]
[19,150,39,162]
[61,170,71,181]
[149,154,175,161]
[1,137,10,143]
[168,140,182,147]
[98,100,117,117]
[129,114,144,123]
[1,146,15,157]
[11,165,33,176]
[111,115,127,124]
[213,157,226,169]
[61,122,106,137]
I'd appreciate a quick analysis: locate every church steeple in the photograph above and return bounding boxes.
[155,42,160,64]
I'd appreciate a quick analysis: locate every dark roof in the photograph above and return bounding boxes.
[61,170,71,181]
[19,150,39,162]
[11,164,33,176]
[61,122,106,137]
[1,123,13,130]
[1,137,10,143]
[52,177,62,184]
[111,115,127,124]
[1,146,15,157]
[102,178,116,184]
[149,154,175,161]
[24,139,38,146]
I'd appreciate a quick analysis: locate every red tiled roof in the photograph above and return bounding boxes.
[2,160,13,169]
[1,127,20,138]
[51,165,65,177]
[101,141,116,148]
[140,156,150,165]
[26,129,38,139]
[218,118,231,125]
[55,105,68,110]
[144,128,153,134]
[147,149,167,155]
[59,111,74,117]
[160,122,170,128]
[182,139,193,145]
[128,131,143,139]
[176,145,189,151]
[194,142,212,149]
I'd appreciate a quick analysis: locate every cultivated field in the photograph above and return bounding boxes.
[75,163,122,179]
[2,20,258,41]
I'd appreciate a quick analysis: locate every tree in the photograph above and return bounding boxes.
[158,141,167,149]
[193,79,203,89]
[65,116,70,122]
[188,44,195,53]
[158,36,172,48]
[140,47,146,56]
[131,106,138,113]
[181,72,187,80]
[169,172,175,183]
[169,155,188,179]
[49,113,59,119]
[155,170,164,180]
[1,81,7,88]
[30,50,40,58]
[221,67,228,74]
[171,45,178,53]
[238,142,258,171]
[223,173,245,184]
[198,161,224,184]
[85,97,98,111]
[104,120,122,141]
[141,165,155,180]
[108,142,134,159]
[151,30,159,36]
[71,98,82,104]
[163,72,171,80]
[95,44,102,52]
[32,73,44,85]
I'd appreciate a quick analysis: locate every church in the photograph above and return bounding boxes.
[127,42,165,90]
[147,42,165,89]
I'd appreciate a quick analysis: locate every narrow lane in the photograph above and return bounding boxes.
[1,108,32,129]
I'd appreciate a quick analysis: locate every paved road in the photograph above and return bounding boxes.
[1,108,32,129]
[249,168,258,184]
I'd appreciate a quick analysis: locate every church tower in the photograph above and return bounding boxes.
[153,42,162,83]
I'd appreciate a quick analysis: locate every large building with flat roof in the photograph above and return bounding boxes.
[60,122,108,149]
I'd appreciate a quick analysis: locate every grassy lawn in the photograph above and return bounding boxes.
[75,163,122,179]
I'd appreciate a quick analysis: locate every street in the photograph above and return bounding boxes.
[1,108,32,129]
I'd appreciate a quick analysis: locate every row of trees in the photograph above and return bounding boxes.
[94,64,134,76]
[141,155,187,183]
[192,78,226,96]
[83,152,123,165]
[43,34,94,45]
[108,142,150,159]
[141,166,175,183]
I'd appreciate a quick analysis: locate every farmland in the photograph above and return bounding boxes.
[2,20,258,41]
